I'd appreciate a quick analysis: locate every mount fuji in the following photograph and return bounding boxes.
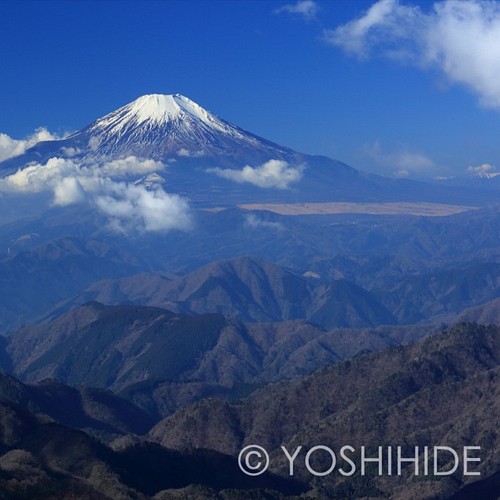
[80,93,297,161]
[0,93,494,207]
[0,94,299,169]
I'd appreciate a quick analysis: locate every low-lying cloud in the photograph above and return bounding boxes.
[177,148,205,158]
[0,156,192,233]
[324,0,500,109]
[0,128,64,162]
[93,181,192,233]
[207,159,304,189]
[99,157,164,177]
[244,213,284,231]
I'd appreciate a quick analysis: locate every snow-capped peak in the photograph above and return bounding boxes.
[121,94,218,127]
[88,93,231,136]
[51,92,295,162]
[127,94,186,124]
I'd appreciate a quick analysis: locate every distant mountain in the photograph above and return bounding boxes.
[118,320,432,419]
[0,236,145,332]
[125,256,315,322]
[54,256,396,329]
[3,206,500,334]
[0,92,311,207]
[435,170,500,192]
[150,322,500,499]
[376,262,500,324]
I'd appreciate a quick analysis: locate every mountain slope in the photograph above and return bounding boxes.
[150,322,500,499]
[5,301,432,419]
[0,371,153,440]
[78,93,297,161]
[456,296,500,324]
[6,302,228,390]
[377,262,500,324]
[0,397,304,499]
[148,256,313,321]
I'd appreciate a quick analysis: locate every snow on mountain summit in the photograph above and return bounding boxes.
[69,92,294,160]
[92,94,231,133]
[127,94,191,124]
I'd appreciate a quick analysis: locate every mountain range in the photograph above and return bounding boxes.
[0,93,499,498]
[149,322,500,499]
[3,300,431,416]
[49,256,396,328]
[0,322,496,498]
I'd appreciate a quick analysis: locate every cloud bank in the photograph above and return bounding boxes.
[324,0,500,108]
[0,128,64,162]
[275,0,319,20]
[0,156,192,233]
[207,159,304,189]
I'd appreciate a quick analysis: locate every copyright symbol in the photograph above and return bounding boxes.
[238,445,270,476]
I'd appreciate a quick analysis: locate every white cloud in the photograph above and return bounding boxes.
[467,163,495,174]
[0,128,64,162]
[324,0,500,108]
[0,157,78,193]
[99,156,164,177]
[324,0,420,59]
[275,0,319,20]
[393,169,409,178]
[177,148,205,157]
[0,156,192,233]
[88,136,100,151]
[60,146,80,157]
[244,214,284,231]
[53,176,85,206]
[363,140,437,177]
[207,159,304,189]
[93,182,192,233]
[0,156,163,194]
[466,162,500,178]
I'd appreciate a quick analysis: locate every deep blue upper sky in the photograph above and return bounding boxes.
[2,0,500,179]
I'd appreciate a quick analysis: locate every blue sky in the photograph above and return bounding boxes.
[2,0,500,179]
